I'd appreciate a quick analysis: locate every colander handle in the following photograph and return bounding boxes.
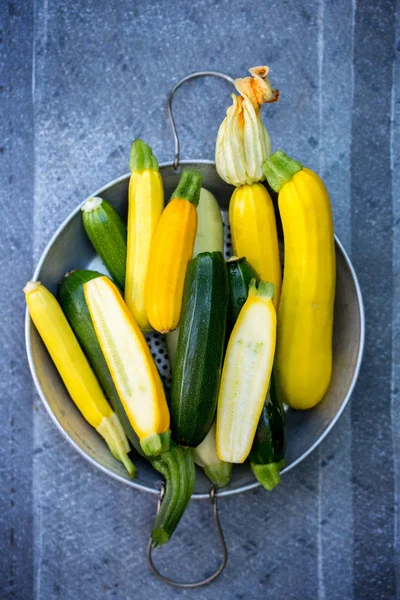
[147,485,228,588]
[167,71,235,171]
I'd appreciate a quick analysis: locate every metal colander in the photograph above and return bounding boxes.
[25,72,365,587]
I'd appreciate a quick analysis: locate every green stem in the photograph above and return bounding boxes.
[141,430,171,457]
[203,463,232,488]
[151,447,195,546]
[251,459,285,491]
[96,413,136,478]
[248,278,275,300]
[156,448,187,541]
[129,139,159,172]
[171,168,202,207]
[262,149,303,193]
[150,454,170,479]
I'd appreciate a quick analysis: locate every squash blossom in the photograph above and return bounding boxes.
[215,66,279,187]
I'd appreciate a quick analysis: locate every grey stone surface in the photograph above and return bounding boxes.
[0,2,34,600]
[1,0,399,598]
[393,4,400,595]
[351,2,396,598]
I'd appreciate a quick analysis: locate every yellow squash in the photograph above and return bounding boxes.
[24,281,135,476]
[263,150,336,410]
[125,139,164,331]
[145,168,202,334]
[229,183,282,308]
[84,276,170,456]
[166,186,224,366]
[214,66,281,308]
[216,280,277,463]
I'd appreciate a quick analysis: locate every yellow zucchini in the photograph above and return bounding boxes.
[125,140,164,331]
[84,276,171,456]
[216,280,277,463]
[263,150,336,410]
[166,186,223,366]
[229,183,282,308]
[24,281,135,476]
[145,169,202,334]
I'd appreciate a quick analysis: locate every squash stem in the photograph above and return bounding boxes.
[129,139,159,172]
[96,414,136,477]
[262,149,303,193]
[248,278,275,300]
[251,459,285,491]
[141,430,171,457]
[171,168,202,207]
[23,280,41,295]
[151,446,195,546]
[203,463,232,489]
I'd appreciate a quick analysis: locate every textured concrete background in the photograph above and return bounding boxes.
[0,0,399,598]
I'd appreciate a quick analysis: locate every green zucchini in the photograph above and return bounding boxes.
[194,422,232,488]
[81,197,127,290]
[227,257,286,489]
[171,251,228,447]
[249,378,286,491]
[167,198,228,486]
[59,269,141,451]
[59,269,194,545]
[226,256,259,331]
